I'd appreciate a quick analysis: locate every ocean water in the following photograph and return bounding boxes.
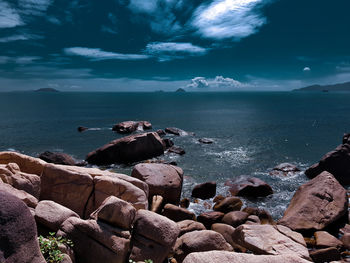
[1,91,350,219]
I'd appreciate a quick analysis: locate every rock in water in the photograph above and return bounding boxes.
[192,181,216,200]
[39,151,76,165]
[112,121,140,134]
[132,163,183,205]
[305,143,350,185]
[0,191,46,263]
[279,171,348,232]
[165,127,187,136]
[86,132,165,165]
[198,138,213,144]
[225,177,273,197]
[77,126,88,132]
[270,163,301,176]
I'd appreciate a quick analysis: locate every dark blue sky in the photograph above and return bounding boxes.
[1,0,350,91]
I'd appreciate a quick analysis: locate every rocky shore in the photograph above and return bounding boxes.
[1,122,350,263]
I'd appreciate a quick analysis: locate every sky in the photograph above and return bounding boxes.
[0,0,350,91]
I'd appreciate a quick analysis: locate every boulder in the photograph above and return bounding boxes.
[0,163,41,198]
[112,121,140,134]
[211,223,246,252]
[177,220,206,236]
[173,230,233,262]
[180,197,190,208]
[314,231,343,249]
[156,129,166,136]
[246,215,261,225]
[197,211,224,229]
[150,195,163,213]
[242,207,275,225]
[278,172,348,232]
[142,121,152,130]
[221,211,249,227]
[343,133,350,144]
[225,177,273,197]
[35,200,79,231]
[0,182,38,208]
[40,164,94,217]
[168,146,186,155]
[305,143,350,184]
[213,197,243,213]
[90,196,136,229]
[341,233,350,249]
[86,132,165,165]
[162,204,195,222]
[0,191,46,263]
[0,151,46,176]
[270,163,301,177]
[163,138,174,148]
[309,247,341,263]
[165,127,187,136]
[38,151,76,165]
[198,138,213,144]
[130,209,179,263]
[88,175,148,215]
[233,224,310,260]
[59,217,130,263]
[191,181,216,200]
[182,251,312,263]
[131,163,183,205]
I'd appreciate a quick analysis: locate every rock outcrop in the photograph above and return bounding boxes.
[225,177,273,197]
[86,132,165,165]
[279,171,348,232]
[0,182,38,208]
[38,151,77,166]
[112,121,152,134]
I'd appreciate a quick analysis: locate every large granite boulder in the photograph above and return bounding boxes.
[197,211,224,229]
[59,217,130,263]
[211,223,246,252]
[177,220,206,236]
[0,163,41,198]
[233,224,310,260]
[191,181,216,200]
[213,196,243,213]
[173,230,233,262]
[222,211,250,227]
[182,251,312,263]
[225,177,273,197]
[0,180,38,208]
[86,132,165,165]
[40,164,94,218]
[0,151,46,176]
[279,171,348,232]
[132,163,183,204]
[0,191,46,263]
[314,231,343,249]
[130,209,179,263]
[305,143,350,184]
[38,151,76,166]
[90,196,136,230]
[35,200,79,232]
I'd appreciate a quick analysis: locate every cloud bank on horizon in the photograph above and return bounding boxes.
[0,0,349,91]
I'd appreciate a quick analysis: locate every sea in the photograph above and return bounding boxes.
[1,91,349,219]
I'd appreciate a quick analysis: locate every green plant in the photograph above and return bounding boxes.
[38,232,73,263]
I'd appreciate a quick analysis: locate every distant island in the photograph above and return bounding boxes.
[294,81,350,92]
[35,88,59,92]
[175,88,186,92]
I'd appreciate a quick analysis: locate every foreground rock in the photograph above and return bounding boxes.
[225,177,273,197]
[0,182,38,208]
[182,251,312,263]
[211,223,246,252]
[314,231,343,249]
[162,203,195,222]
[86,132,165,165]
[59,217,130,263]
[38,151,76,166]
[305,143,350,184]
[191,181,216,200]
[310,247,341,263]
[270,163,301,177]
[233,224,310,260]
[174,230,233,262]
[130,210,179,263]
[279,171,347,232]
[177,220,206,236]
[132,163,183,204]
[0,191,46,263]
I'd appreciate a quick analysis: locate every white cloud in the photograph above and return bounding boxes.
[0,1,23,28]
[145,42,208,61]
[128,0,158,14]
[0,56,41,64]
[64,47,150,61]
[191,0,268,40]
[0,33,42,43]
[47,16,61,25]
[187,76,246,89]
[19,0,53,16]
[303,67,311,72]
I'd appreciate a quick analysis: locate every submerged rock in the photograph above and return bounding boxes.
[86,132,165,165]
[279,171,348,232]
[168,146,186,155]
[198,138,213,144]
[77,126,88,132]
[270,163,301,177]
[39,151,76,166]
[225,177,273,197]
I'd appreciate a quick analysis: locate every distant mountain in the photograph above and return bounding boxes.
[295,81,350,92]
[175,88,186,92]
[35,88,59,92]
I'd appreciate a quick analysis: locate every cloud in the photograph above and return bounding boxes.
[191,0,269,40]
[0,33,42,43]
[303,67,311,72]
[18,0,53,16]
[145,42,208,61]
[64,47,150,61]
[0,1,23,28]
[187,76,246,89]
[0,56,41,64]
